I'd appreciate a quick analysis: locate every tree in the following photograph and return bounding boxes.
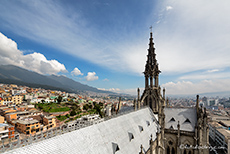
[57,96,62,104]
[83,104,89,111]
[70,110,76,116]
[88,104,92,109]
[94,104,104,118]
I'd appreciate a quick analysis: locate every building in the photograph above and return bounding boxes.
[0,116,4,123]
[11,94,23,105]
[43,116,56,130]
[135,32,209,154]
[209,121,229,153]
[15,119,40,135]
[5,113,17,123]
[0,123,15,140]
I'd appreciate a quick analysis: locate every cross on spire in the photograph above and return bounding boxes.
[150,26,152,32]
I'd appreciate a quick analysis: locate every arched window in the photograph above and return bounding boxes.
[172,147,175,154]
[188,151,192,154]
[167,146,170,154]
[183,150,186,154]
[149,97,153,109]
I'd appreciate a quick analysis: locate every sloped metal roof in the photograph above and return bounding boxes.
[4,107,159,154]
[165,108,197,132]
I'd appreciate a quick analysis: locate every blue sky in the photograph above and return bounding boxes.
[0,0,230,95]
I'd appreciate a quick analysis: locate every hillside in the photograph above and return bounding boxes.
[0,65,113,94]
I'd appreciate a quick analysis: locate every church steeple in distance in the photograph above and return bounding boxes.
[144,32,161,88]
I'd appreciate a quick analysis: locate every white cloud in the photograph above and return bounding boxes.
[154,0,230,74]
[162,79,230,95]
[103,78,109,81]
[0,1,152,76]
[179,69,230,80]
[166,6,173,11]
[71,67,83,76]
[0,32,67,74]
[0,0,229,79]
[207,69,219,73]
[85,72,98,81]
[98,87,145,95]
[98,88,120,92]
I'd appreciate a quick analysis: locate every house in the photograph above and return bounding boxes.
[0,123,15,140]
[43,116,56,130]
[5,113,17,122]
[12,94,23,105]
[15,119,40,135]
[0,115,4,123]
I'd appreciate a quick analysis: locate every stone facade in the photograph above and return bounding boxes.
[137,32,209,154]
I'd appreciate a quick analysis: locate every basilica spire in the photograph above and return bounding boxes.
[140,31,164,113]
[144,32,161,88]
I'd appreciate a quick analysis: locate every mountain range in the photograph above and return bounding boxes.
[0,65,113,94]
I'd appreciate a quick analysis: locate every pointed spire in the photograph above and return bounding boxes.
[144,32,161,81]
[177,121,181,146]
[118,97,121,111]
[139,144,144,154]
[137,88,140,101]
[134,99,136,111]
[166,98,169,107]
[149,134,153,145]
[149,32,154,49]
[196,95,199,112]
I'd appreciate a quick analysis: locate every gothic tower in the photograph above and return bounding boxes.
[139,32,163,114]
[138,32,166,154]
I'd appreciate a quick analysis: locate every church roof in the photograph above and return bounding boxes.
[4,107,159,154]
[164,108,197,132]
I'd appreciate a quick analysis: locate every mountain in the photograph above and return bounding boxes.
[0,65,113,94]
[47,74,113,94]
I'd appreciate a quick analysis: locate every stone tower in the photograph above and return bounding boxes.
[138,32,166,154]
[139,32,163,114]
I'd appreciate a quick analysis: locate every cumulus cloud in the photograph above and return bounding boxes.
[207,69,219,73]
[85,72,98,81]
[103,78,109,81]
[71,67,83,76]
[98,87,145,95]
[166,6,173,11]
[155,0,230,74]
[162,79,230,95]
[1,0,230,85]
[98,88,120,92]
[179,69,230,80]
[0,32,67,74]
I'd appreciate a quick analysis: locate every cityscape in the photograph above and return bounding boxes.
[0,0,230,154]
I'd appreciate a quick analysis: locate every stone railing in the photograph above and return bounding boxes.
[0,106,150,153]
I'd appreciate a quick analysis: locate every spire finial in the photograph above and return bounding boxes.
[150,26,153,38]
[139,144,144,154]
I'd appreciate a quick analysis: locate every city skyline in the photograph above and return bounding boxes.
[0,0,230,95]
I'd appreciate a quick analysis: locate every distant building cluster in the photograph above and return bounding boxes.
[0,83,134,145]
